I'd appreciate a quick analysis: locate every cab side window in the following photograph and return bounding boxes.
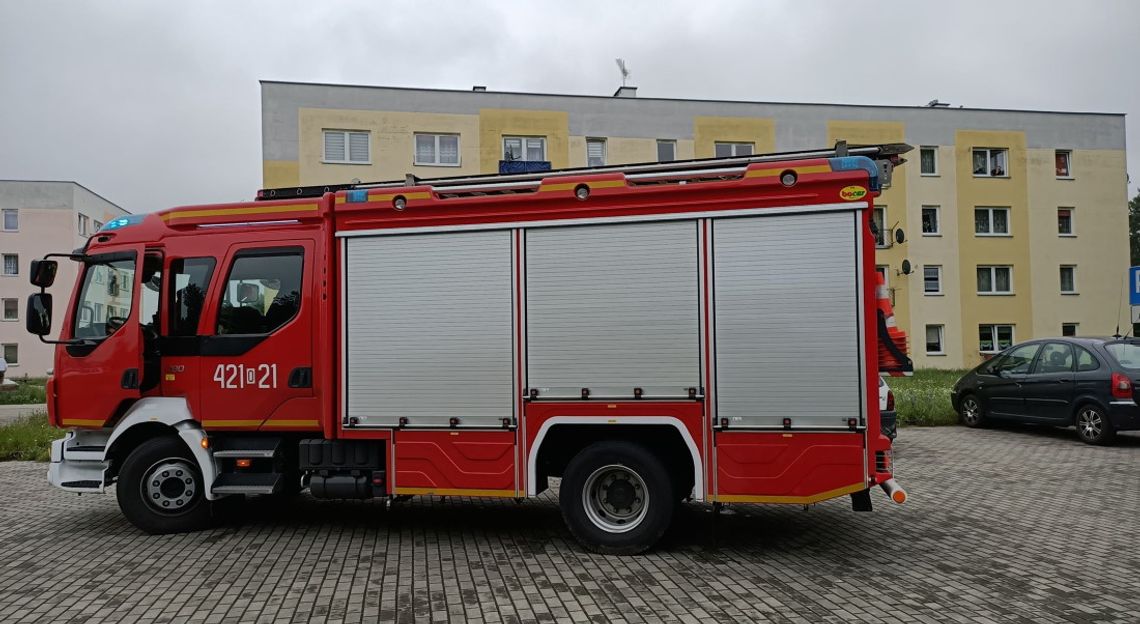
[1033,342,1073,374]
[169,257,216,336]
[216,249,303,335]
[990,343,1040,376]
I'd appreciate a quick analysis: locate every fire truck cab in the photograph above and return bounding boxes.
[28,143,911,554]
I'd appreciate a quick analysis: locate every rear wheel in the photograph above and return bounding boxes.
[959,395,986,428]
[117,436,212,534]
[559,441,675,555]
[1075,404,1116,446]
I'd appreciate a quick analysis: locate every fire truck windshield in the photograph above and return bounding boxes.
[73,256,136,339]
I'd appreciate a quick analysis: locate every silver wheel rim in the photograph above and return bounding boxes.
[962,399,980,425]
[141,459,198,514]
[582,464,649,534]
[1077,409,1103,439]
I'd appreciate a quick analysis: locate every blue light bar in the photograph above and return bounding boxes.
[100,215,146,231]
[828,156,881,191]
[346,190,368,203]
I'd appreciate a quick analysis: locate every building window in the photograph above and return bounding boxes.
[2,254,16,276]
[1,343,16,366]
[78,214,89,236]
[921,206,940,236]
[872,206,888,247]
[1062,323,1078,337]
[503,136,546,162]
[923,265,942,295]
[94,220,103,232]
[977,266,1012,294]
[586,138,607,167]
[2,298,16,321]
[1058,208,1074,236]
[323,130,370,164]
[413,133,460,167]
[925,325,945,355]
[974,207,1010,236]
[657,140,676,162]
[919,146,938,176]
[2,209,16,231]
[714,142,753,158]
[1055,150,1072,178]
[875,265,889,288]
[979,324,1014,353]
[1060,265,1077,294]
[972,148,1008,177]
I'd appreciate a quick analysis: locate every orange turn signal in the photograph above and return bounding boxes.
[200,437,209,449]
[236,459,252,468]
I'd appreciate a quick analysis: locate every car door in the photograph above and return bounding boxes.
[1021,342,1076,422]
[979,343,1040,419]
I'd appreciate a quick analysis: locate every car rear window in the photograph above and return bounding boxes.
[1104,343,1140,370]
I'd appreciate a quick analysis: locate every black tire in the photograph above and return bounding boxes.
[1075,404,1116,446]
[958,394,986,428]
[117,436,212,534]
[559,441,675,555]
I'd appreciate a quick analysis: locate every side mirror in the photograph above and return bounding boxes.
[26,293,53,336]
[30,259,58,288]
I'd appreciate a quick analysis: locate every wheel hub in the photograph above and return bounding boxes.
[582,464,648,534]
[142,460,197,514]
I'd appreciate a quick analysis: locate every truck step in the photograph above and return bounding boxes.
[211,473,282,495]
[63,445,106,462]
[210,436,283,459]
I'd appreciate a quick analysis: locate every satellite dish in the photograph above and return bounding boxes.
[900,259,913,275]
[894,227,906,245]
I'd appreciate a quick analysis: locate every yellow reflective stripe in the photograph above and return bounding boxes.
[744,164,833,178]
[261,420,320,428]
[61,419,106,427]
[161,203,319,222]
[203,420,264,428]
[714,482,865,504]
[393,487,516,498]
[334,191,432,205]
[538,180,626,192]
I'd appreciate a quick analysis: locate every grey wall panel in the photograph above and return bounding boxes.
[525,221,700,398]
[713,212,861,427]
[345,231,514,426]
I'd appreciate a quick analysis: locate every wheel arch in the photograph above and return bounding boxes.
[527,417,703,501]
[102,397,217,499]
[1070,395,1108,424]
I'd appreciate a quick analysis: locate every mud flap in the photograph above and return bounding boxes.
[850,488,873,512]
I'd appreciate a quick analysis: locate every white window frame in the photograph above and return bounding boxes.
[925,324,945,355]
[872,206,888,248]
[586,137,607,167]
[1,208,17,232]
[78,213,89,236]
[503,136,547,162]
[979,324,1014,354]
[923,265,943,295]
[413,132,461,167]
[919,146,939,176]
[1062,322,1078,337]
[1060,265,1077,294]
[322,129,371,165]
[972,148,1009,178]
[977,265,1013,295]
[1057,207,1075,237]
[921,205,941,236]
[1,253,17,276]
[974,207,1011,237]
[1,298,17,321]
[656,139,676,162]
[714,142,754,158]
[1055,149,1073,179]
[94,220,104,233]
[1,343,17,366]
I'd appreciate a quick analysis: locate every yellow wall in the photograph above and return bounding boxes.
[478,109,569,172]
[955,130,1033,367]
[297,108,483,185]
[263,160,300,188]
[692,116,774,158]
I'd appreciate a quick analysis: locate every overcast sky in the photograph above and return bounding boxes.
[1,0,1137,214]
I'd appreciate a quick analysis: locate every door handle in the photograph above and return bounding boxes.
[1057,378,1071,383]
[288,366,312,388]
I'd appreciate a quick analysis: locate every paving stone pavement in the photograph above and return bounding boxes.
[0,426,1138,623]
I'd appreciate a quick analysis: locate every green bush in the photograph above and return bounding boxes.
[888,369,967,427]
[0,377,48,405]
[0,413,54,461]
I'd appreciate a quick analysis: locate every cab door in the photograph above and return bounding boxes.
[54,247,146,427]
[197,242,317,431]
[1021,342,1076,422]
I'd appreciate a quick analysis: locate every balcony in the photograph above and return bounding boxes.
[499,160,551,175]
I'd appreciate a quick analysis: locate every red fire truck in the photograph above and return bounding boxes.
[27,143,911,554]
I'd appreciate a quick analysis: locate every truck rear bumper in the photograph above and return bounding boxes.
[46,431,112,494]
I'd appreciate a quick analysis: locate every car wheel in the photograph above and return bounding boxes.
[559,441,675,555]
[959,395,985,428]
[117,436,212,534]
[1075,404,1116,446]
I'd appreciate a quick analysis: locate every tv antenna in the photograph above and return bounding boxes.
[615,59,631,87]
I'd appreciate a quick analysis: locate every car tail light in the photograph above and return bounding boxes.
[1111,372,1132,399]
[886,389,895,411]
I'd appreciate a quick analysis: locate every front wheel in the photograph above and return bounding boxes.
[959,394,986,428]
[117,436,212,534]
[1075,404,1116,446]
[559,441,675,555]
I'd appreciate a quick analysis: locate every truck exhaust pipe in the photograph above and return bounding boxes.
[879,478,907,504]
